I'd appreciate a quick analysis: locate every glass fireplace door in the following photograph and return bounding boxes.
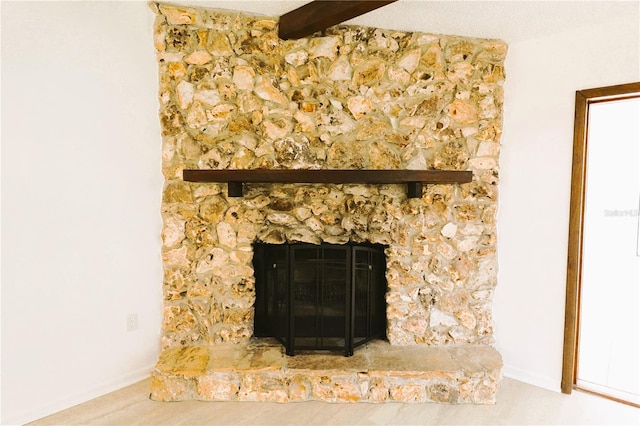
[254,242,386,357]
[290,246,349,354]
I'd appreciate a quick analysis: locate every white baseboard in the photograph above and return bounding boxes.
[503,364,561,393]
[3,364,154,426]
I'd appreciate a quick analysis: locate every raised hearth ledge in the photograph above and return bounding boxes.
[151,339,502,404]
[182,169,473,198]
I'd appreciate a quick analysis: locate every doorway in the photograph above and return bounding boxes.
[562,82,640,407]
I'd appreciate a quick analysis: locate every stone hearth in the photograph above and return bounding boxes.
[151,339,502,404]
[151,2,506,404]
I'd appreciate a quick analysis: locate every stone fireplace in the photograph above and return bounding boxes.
[150,2,506,404]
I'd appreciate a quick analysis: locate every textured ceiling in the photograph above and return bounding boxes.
[170,0,639,43]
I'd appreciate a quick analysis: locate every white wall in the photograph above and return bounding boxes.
[495,13,640,391]
[1,2,163,424]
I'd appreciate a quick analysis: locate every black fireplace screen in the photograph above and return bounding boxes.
[253,242,387,356]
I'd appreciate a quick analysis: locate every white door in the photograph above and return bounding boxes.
[577,97,640,405]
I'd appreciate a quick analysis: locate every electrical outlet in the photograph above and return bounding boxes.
[126,313,138,332]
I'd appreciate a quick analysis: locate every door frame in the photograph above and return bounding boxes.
[561,82,640,395]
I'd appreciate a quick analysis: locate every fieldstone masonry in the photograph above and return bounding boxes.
[151,2,506,403]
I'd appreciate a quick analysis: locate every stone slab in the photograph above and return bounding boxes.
[151,339,502,404]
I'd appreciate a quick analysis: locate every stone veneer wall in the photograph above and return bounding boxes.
[152,3,506,351]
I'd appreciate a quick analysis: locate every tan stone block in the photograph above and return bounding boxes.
[482,64,505,83]
[263,117,293,140]
[266,212,299,227]
[185,102,208,129]
[223,308,252,325]
[156,346,210,375]
[167,62,187,78]
[207,32,233,56]
[216,222,237,248]
[473,379,498,404]
[352,59,385,87]
[457,377,476,403]
[159,4,196,25]
[478,95,498,119]
[286,227,322,245]
[176,80,194,109]
[429,307,458,327]
[411,95,443,118]
[149,372,192,401]
[311,375,361,402]
[447,61,473,82]
[228,146,254,170]
[184,215,214,246]
[453,203,480,222]
[163,305,198,333]
[157,51,186,63]
[319,110,357,137]
[398,48,421,73]
[389,384,426,403]
[455,309,477,330]
[477,40,508,62]
[476,141,499,157]
[326,140,365,169]
[254,76,288,105]
[258,228,286,244]
[436,242,457,259]
[162,216,186,248]
[468,157,498,170]
[284,49,309,66]
[309,36,340,60]
[196,248,229,275]
[355,118,387,141]
[163,245,190,268]
[476,122,502,142]
[238,373,289,402]
[385,65,410,85]
[289,375,311,400]
[482,204,498,227]
[184,50,211,66]
[327,55,352,81]
[323,234,350,245]
[197,373,240,400]
[420,44,444,69]
[367,378,390,402]
[446,99,477,124]
[402,316,429,335]
[233,65,255,91]
[164,268,193,300]
[193,89,221,107]
[347,96,373,120]
[229,249,252,266]
[153,19,166,52]
[199,195,227,222]
[187,277,212,299]
[164,182,193,204]
[426,382,457,403]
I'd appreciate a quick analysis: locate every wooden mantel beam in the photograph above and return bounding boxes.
[278,0,398,40]
[183,169,473,198]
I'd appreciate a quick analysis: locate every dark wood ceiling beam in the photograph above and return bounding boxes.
[278,0,398,40]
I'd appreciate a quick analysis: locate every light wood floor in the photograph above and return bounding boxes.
[29,377,639,425]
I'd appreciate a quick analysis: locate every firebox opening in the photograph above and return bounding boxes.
[253,242,388,357]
